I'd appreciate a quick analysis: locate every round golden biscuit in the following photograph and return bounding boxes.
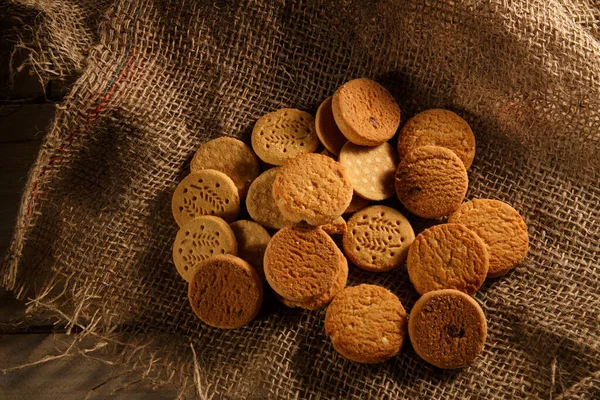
[397,109,476,169]
[246,168,290,230]
[339,141,399,201]
[171,170,240,226]
[344,194,370,214]
[190,137,260,198]
[343,206,414,272]
[273,153,353,226]
[264,225,339,302]
[449,199,528,277]
[407,223,489,295]
[230,220,271,283]
[252,108,320,165]
[332,78,400,146]
[395,146,468,219]
[325,284,408,363]
[188,255,263,329]
[408,289,487,369]
[315,96,347,155]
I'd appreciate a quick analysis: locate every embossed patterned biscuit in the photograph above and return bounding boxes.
[316,96,347,155]
[252,108,320,165]
[246,168,290,230]
[172,170,240,226]
[230,220,271,283]
[273,153,353,226]
[449,199,529,277]
[190,137,260,198]
[339,142,399,201]
[320,216,347,236]
[188,255,263,329]
[343,206,414,272]
[173,216,238,282]
[344,194,370,214]
[332,78,401,146]
[264,225,339,301]
[395,146,468,219]
[397,109,476,169]
[408,289,487,369]
[325,284,408,363]
[407,224,489,295]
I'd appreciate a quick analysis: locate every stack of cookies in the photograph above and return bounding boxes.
[170,78,529,369]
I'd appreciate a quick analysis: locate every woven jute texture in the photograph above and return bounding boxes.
[3,0,600,398]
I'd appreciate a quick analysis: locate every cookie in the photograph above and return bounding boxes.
[344,194,370,214]
[397,109,476,169]
[449,199,528,277]
[395,146,468,219]
[246,168,290,230]
[273,153,353,226]
[407,223,489,295]
[343,206,414,272]
[408,289,487,369]
[264,225,339,301]
[325,284,408,363]
[172,170,240,226]
[332,78,401,146]
[320,216,347,236]
[316,96,347,155]
[339,141,399,201]
[230,220,271,283]
[190,137,260,198]
[188,255,263,329]
[251,108,320,165]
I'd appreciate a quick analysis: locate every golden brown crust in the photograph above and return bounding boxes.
[320,216,347,236]
[325,284,408,363]
[449,199,529,277]
[188,255,263,329]
[344,194,370,214]
[230,220,271,283]
[316,97,347,155]
[397,109,476,169]
[246,168,290,229]
[407,224,489,295]
[395,146,468,219]
[408,289,487,369]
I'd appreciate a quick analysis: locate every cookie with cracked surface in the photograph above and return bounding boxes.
[246,168,290,230]
[407,223,489,295]
[273,153,353,226]
[395,146,468,219]
[230,220,271,283]
[343,206,415,272]
[344,194,370,214]
[408,289,487,369]
[325,284,408,363]
[449,199,528,277]
[172,170,240,226]
[320,216,347,236]
[316,96,347,155]
[397,109,476,169]
[188,255,263,329]
[332,78,401,146]
[339,141,399,201]
[264,224,339,301]
[190,137,260,198]
[252,108,320,165]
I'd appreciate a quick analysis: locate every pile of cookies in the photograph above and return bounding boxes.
[171,78,529,369]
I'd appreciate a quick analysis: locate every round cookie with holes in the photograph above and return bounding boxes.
[343,205,414,272]
[316,96,347,155]
[449,199,528,277]
[408,289,487,369]
[325,284,408,363]
[332,78,401,146]
[252,108,320,165]
[397,109,476,169]
[246,168,290,230]
[188,254,263,329]
[173,215,238,282]
[190,137,260,198]
[273,153,353,226]
[171,170,240,226]
[339,141,399,201]
[395,145,468,219]
[407,223,489,295]
[230,220,271,283]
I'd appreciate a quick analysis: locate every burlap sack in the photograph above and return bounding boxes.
[3,0,599,398]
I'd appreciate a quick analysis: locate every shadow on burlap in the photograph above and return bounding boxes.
[2,0,599,398]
